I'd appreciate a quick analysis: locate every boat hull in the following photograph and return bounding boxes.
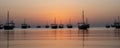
[21,26,28,29]
[59,24,64,28]
[78,24,89,30]
[4,26,14,30]
[67,25,73,28]
[45,26,49,28]
[0,26,3,29]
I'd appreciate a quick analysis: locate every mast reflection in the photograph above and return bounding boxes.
[22,30,27,40]
[78,29,89,48]
[114,29,120,40]
[4,30,14,48]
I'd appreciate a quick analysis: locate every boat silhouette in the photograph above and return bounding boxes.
[0,24,3,29]
[27,25,31,28]
[78,10,90,30]
[45,25,49,28]
[59,24,64,28]
[3,11,15,30]
[36,25,41,28]
[59,20,64,28]
[112,16,120,29]
[51,17,58,29]
[106,24,110,28]
[67,18,73,28]
[21,19,28,29]
[45,21,49,28]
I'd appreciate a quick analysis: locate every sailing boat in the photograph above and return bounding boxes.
[113,16,120,29]
[45,21,49,28]
[59,20,64,28]
[51,17,58,29]
[27,25,31,28]
[78,10,90,30]
[21,19,28,29]
[106,24,110,28]
[4,11,15,30]
[36,25,41,28]
[67,18,73,28]
[111,19,116,27]
[85,18,90,28]
[0,24,3,29]
[45,25,49,28]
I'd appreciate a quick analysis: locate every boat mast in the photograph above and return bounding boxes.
[7,11,10,24]
[86,18,88,24]
[60,20,62,24]
[69,18,71,24]
[118,16,119,23]
[82,10,85,24]
[82,30,85,48]
[0,14,1,24]
[46,20,48,25]
[54,17,56,24]
[24,19,26,24]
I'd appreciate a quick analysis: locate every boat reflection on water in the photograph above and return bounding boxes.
[78,29,89,48]
[22,30,27,40]
[3,30,14,48]
[0,28,120,48]
[114,29,120,40]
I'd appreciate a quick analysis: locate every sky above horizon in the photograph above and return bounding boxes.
[0,0,120,27]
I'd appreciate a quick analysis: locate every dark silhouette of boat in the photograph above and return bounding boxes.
[3,11,15,30]
[0,24,3,29]
[45,25,49,28]
[106,24,110,28]
[45,21,49,28]
[59,20,64,28]
[59,24,64,28]
[36,25,41,28]
[111,19,116,27]
[78,10,90,30]
[112,16,120,29]
[51,24,58,29]
[21,19,28,29]
[67,24,73,28]
[67,18,73,28]
[51,18,58,29]
[27,25,31,28]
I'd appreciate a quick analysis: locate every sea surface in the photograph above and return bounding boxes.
[0,27,120,48]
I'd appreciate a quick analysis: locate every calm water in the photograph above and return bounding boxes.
[0,28,120,48]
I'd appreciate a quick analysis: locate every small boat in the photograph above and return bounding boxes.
[112,16,120,29]
[4,11,15,30]
[67,18,73,28]
[59,24,64,28]
[45,25,49,28]
[59,20,64,28]
[36,26,41,28]
[21,19,28,29]
[51,18,58,29]
[4,21,15,30]
[21,24,28,29]
[67,24,73,28]
[106,25,110,28]
[78,23,89,29]
[51,24,58,29]
[27,25,31,28]
[78,10,90,30]
[45,21,49,28]
[0,24,3,29]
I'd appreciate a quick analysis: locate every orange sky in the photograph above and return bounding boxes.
[0,0,120,27]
